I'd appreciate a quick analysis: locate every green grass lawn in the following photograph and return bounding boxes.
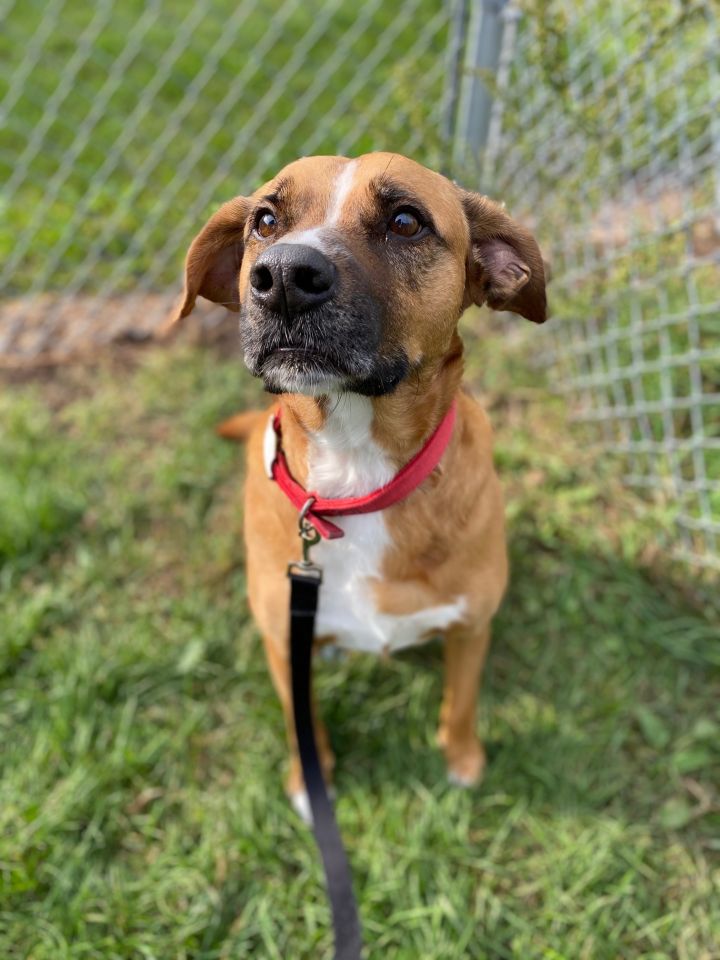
[1,323,718,959]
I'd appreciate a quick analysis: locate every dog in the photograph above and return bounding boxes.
[168,152,546,821]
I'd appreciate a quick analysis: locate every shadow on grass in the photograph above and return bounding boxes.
[312,529,719,839]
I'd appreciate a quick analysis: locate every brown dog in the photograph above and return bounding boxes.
[170,153,546,820]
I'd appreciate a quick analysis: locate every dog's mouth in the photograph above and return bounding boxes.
[263,346,342,366]
[241,299,410,397]
[258,345,349,395]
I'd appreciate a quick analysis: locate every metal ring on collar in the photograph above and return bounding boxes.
[298,496,317,537]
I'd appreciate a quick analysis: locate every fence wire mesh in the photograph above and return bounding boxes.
[486,0,720,573]
[2,0,719,574]
[0,0,452,359]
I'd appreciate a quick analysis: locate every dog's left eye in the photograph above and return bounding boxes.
[388,209,424,238]
[256,210,278,239]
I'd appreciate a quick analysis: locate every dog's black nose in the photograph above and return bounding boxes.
[250,243,337,316]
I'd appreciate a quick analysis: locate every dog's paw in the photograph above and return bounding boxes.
[291,789,313,825]
[446,744,486,788]
[289,786,337,826]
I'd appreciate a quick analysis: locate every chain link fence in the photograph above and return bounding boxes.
[484,0,720,573]
[0,0,452,359]
[1,0,718,573]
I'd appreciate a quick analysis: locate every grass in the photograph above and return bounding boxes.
[0,322,718,959]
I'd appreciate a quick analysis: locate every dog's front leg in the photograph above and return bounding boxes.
[261,634,336,820]
[437,622,491,787]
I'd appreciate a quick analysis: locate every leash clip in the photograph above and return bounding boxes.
[288,497,322,578]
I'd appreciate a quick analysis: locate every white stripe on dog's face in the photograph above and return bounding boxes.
[326,159,358,226]
[279,160,359,251]
[278,229,327,249]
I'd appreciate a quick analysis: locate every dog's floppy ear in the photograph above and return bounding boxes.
[460,190,547,324]
[164,196,252,331]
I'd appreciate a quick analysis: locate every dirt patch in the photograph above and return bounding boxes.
[0,294,240,388]
[0,292,240,370]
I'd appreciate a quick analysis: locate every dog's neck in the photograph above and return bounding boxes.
[277,336,464,497]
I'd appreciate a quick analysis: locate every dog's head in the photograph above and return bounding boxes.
[170,153,546,395]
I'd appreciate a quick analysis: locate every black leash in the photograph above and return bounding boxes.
[288,533,363,960]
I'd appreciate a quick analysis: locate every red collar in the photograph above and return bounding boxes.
[267,399,457,539]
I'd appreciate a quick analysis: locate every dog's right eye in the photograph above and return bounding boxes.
[255,210,278,239]
[387,208,425,239]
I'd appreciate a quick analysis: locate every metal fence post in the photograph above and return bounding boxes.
[452,0,509,178]
[441,0,470,176]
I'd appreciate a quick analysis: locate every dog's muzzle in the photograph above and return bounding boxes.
[240,242,409,396]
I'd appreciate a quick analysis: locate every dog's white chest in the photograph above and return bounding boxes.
[312,512,466,653]
[300,396,466,654]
